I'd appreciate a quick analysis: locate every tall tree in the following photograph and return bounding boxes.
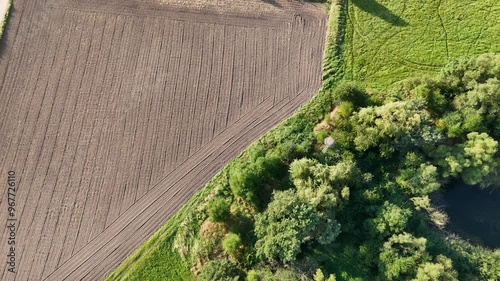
[254,190,319,263]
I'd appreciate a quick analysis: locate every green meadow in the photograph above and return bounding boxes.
[344,0,500,89]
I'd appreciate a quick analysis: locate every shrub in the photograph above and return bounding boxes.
[207,197,231,222]
[246,270,259,281]
[198,259,241,281]
[223,232,243,260]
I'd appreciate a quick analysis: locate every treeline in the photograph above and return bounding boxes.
[173,54,500,281]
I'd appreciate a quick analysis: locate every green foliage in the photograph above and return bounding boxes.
[351,99,432,156]
[208,197,231,222]
[254,190,319,263]
[476,250,500,281]
[314,268,325,281]
[198,259,241,281]
[440,53,500,93]
[396,162,441,196]
[434,132,499,186]
[369,202,412,238]
[229,153,285,208]
[223,232,243,260]
[379,233,430,280]
[273,268,311,281]
[316,130,330,144]
[329,82,370,108]
[326,275,336,281]
[173,214,201,259]
[290,158,360,209]
[401,76,450,115]
[412,255,458,281]
[246,270,260,281]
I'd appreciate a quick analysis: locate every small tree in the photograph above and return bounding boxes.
[434,132,498,186]
[412,255,458,281]
[198,259,241,281]
[313,268,325,281]
[397,163,441,195]
[379,233,430,280]
[254,190,319,263]
[222,232,242,260]
[246,270,259,281]
[207,197,231,222]
[369,202,412,238]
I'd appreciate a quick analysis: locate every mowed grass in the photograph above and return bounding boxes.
[345,0,500,89]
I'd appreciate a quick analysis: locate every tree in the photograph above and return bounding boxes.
[198,259,241,281]
[369,202,412,238]
[290,158,359,211]
[312,268,337,281]
[396,163,441,195]
[229,154,285,208]
[379,233,430,280]
[434,132,499,186]
[313,268,325,281]
[442,78,500,138]
[229,163,260,206]
[254,190,319,263]
[350,99,432,157]
[207,197,231,222]
[439,53,500,93]
[223,232,242,260]
[412,255,458,281]
[289,158,357,245]
[274,268,310,281]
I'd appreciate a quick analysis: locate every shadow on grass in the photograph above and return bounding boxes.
[352,0,408,27]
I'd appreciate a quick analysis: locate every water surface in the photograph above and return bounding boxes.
[442,183,500,249]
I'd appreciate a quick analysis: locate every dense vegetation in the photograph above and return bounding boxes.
[107,0,500,280]
[163,54,499,281]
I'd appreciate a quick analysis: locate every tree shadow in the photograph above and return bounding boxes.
[352,0,408,27]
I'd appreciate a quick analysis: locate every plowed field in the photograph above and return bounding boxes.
[0,0,326,280]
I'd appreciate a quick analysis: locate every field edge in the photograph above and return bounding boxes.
[104,1,344,279]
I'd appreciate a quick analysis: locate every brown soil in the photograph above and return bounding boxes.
[0,0,327,280]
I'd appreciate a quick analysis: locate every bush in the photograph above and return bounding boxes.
[330,82,370,108]
[198,259,241,281]
[246,270,260,281]
[207,197,231,222]
[223,232,242,260]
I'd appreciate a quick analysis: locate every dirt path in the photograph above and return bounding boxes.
[0,0,327,280]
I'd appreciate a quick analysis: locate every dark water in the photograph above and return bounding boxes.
[441,183,500,249]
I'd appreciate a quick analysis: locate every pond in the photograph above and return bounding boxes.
[440,182,500,249]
